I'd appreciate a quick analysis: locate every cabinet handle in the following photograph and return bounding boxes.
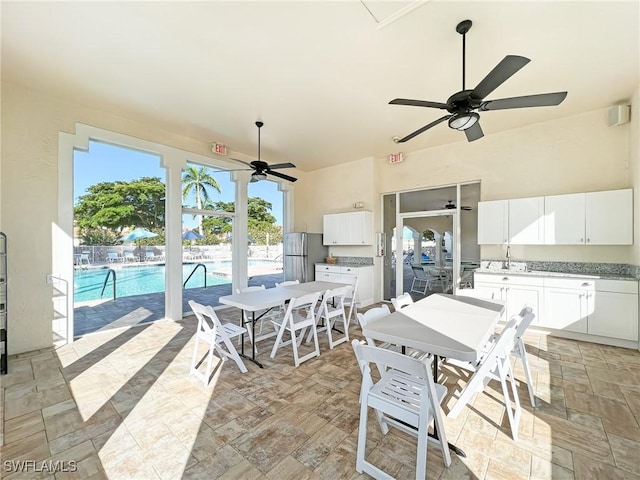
[502,277,509,281]
[586,238,590,243]
[581,282,591,287]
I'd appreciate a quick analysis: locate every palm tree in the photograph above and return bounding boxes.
[182,166,221,235]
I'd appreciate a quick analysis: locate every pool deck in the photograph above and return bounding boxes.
[74,271,284,337]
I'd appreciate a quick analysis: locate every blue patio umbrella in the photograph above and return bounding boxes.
[120,227,158,242]
[183,230,204,241]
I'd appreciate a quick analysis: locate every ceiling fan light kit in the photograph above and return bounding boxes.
[390,19,567,143]
[449,112,479,130]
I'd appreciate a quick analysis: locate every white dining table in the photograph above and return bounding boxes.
[218,280,346,367]
[363,293,504,363]
[362,293,505,458]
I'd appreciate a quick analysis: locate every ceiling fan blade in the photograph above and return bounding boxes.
[267,162,296,170]
[230,158,256,169]
[461,205,473,211]
[464,122,484,142]
[267,170,298,183]
[480,91,568,111]
[397,115,451,143]
[389,98,449,109]
[470,55,530,100]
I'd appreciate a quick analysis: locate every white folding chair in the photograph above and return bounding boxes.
[356,305,391,349]
[342,276,359,327]
[410,265,429,295]
[309,285,351,349]
[448,318,522,440]
[270,292,322,367]
[236,285,279,353]
[188,300,248,385]
[352,340,452,479]
[391,292,413,311]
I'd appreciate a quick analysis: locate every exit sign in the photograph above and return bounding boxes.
[388,152,403,164]
[212,142,227,156]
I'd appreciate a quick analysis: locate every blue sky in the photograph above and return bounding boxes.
[73,141,284,228]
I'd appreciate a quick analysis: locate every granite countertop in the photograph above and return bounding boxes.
[475,261,638,281]
[474,268,637,281]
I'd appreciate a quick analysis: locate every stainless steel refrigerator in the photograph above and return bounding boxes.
[283,232,328,283]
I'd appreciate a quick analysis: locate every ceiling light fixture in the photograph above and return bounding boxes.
[448,112,480,131]
[251,172,267,182]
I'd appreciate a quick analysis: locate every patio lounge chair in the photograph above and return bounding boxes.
[124,251,137,262]
[107,251,122,263]
[145,248,162,261]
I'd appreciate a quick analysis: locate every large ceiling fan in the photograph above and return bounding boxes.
[390,19,567,143]
[226,121,297,183]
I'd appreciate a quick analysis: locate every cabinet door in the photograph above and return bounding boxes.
[544,193,586,245]
[322,215,337,245]
[586,189,633,245]
[506,284,543,324]
[587,290,638,340]
[477,200,508,244]
[509,197,544,244]
[474,282,505,301]
[543,287,587,333]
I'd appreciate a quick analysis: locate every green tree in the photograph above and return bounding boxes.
[74,177,165,233]
[182,166,221,235]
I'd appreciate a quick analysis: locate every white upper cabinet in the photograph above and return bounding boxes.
[480,188,633,246]
[323,211,373,245]
[545,189,632,245]
[477,200,508,244]
[585,189,633,244]
[544,193,586,244]
[509,196,545,244]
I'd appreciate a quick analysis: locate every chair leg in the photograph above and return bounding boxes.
[219,334,248,374]
[355,396,369,474]
[517,339,536,407]
[270,322,288,359]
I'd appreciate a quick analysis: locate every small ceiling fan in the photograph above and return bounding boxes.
[444,200,472,211]
[390,19,567,143]
[225,121,297,183]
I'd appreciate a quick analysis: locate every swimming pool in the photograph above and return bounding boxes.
[73,260,281,303]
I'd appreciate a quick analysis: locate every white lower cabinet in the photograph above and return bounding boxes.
[476,272,639,344]
[315,264,374,307]
[474,273,543,322]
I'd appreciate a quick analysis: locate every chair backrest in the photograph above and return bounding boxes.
[276,280,300,287]
[352,339,433,384]
[356,304,391,329]
[188,300,219,336]
[412,265,428,280]
[317,285,349,316]
[391,292,413,311]
[514,305,535,340]
[282,291,321,325]
[237,285,266,294]
[108,251,118,258]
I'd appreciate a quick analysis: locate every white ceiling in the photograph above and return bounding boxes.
[2,1,638,173]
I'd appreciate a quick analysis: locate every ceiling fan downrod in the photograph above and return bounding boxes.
[456,20,472,91]
[255,121,263,162]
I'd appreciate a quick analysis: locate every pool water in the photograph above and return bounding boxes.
[73,260,279,303]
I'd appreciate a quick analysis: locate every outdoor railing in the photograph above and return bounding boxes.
[184,263,207,289]
[100,269,117,300]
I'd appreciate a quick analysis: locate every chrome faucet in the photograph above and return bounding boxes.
[506,245,511,270]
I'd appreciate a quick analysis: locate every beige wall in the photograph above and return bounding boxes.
[630,87,640,266]
[1,82,216,354]
[376,106,636,264]
[2,79,638,354]
[296,92,639,301]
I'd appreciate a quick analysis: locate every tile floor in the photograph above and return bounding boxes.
[2,304,640,479]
